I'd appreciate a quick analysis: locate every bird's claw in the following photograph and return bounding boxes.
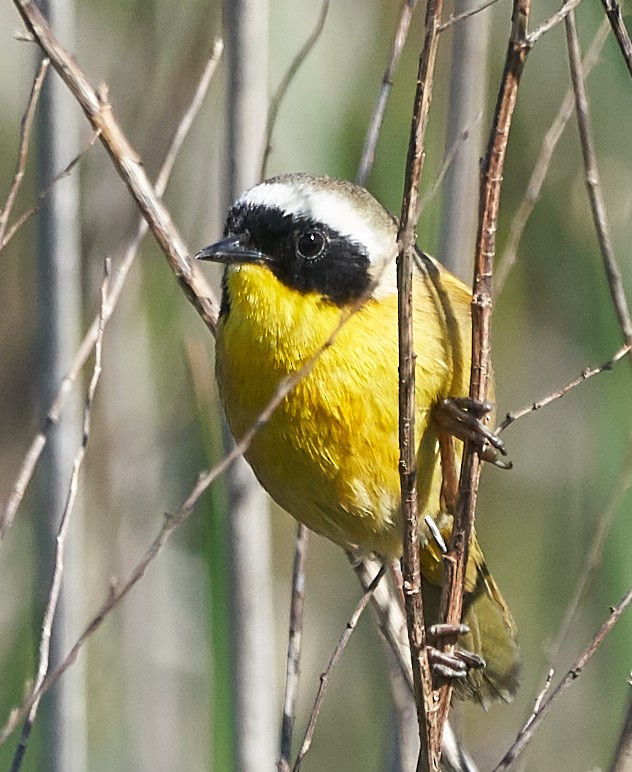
[435,397,512,470]
[427,622,486,682]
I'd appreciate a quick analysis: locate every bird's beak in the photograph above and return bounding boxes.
[194,235,264,264]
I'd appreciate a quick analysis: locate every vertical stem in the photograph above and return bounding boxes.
[436,0,531,745]
[565,8,632,351]
[226,0,269,199]
[224,1,277,769]
[38,0,87,772]
[278,525,309,771]
[397,0,445,767]
[35,1,87,770]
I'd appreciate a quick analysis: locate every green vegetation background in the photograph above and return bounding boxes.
[0,0,631,769]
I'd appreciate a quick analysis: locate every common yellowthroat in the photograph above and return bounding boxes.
[196,173,521,706]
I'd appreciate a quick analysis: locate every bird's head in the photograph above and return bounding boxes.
[195,173,399,306]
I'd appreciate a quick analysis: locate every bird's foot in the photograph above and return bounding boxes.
[427,622,485,681]
[435,397,512,469]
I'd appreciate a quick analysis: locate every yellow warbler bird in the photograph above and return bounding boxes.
[196,173,521,706]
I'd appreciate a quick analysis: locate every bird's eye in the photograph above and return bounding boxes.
[296,229,326,260]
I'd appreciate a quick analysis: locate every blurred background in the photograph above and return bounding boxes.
[1,0,631,770]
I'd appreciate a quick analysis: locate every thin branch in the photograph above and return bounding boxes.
[438,0,500,32]
[520,669,555,736]
[525,0,583,46]
[495,19,610,295]
[9,260,110,772]
[0,43,223,542]
[493,585,632,771]
[599,0,632,79]
[278,525,309,772]
[396,0,446,765]
[436,0,531,743]
[11,0,219,332]
[292,566,387,771]
[357,0,417,186]
[0,57,49,248]
[498,342,632,431]
[565,8,632,354]
[261,0,329,179]
[2,131,100,251]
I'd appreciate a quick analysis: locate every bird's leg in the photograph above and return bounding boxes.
[427,622,485,681]
[434,397,512,469]
[438,431,459,512]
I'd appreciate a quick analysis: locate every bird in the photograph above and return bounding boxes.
[196,172,521,706]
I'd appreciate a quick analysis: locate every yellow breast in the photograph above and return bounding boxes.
[216,263,471,557]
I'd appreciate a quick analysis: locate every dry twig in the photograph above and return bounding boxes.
[278,525,309,772]
[1,131,100,252]
[438,0,500,32]
[0,58,49,249]
[565,9,632,354]
[418,114,483,216]
[396,0,446,765]
[0,42,223,542]
[599,0,632,78]
[499,342,632,431]
[351,557,414,690]
[155,41,224,193]
[525,0,583,45]
[493,585,632,771]
[520,669,555,735]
